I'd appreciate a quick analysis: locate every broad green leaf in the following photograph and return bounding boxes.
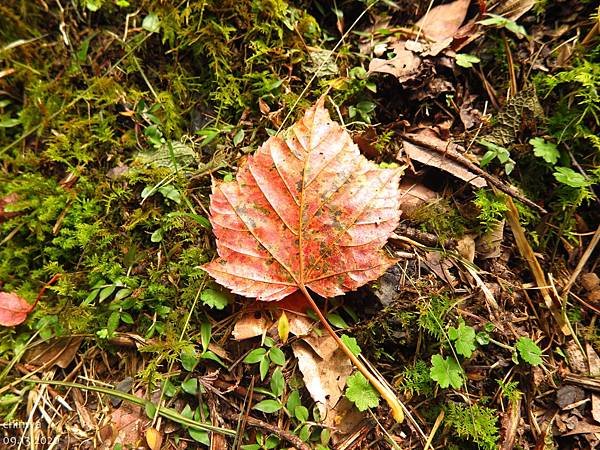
[243,348,267,364]
[270,368,285,397]
[345,372,380,411]
[286,390,301,415]
[553,167,591,188]
[145,401,157,419]
[448,323,477,358]
[162,380,177,397]
[200,288,230,310]
[0,118,20,128]
[158,185,181,204]
[114,288,132,301]
[233,129,245,146]
[181,378,198,395]
[268,347,286,366]
[480,150,497,167]
[86,0,103,11]
[327,313,349,329]
[189,428,209,445]
[200,322,211,353]
[107,311,120,333]
[253,399,282,413]
[142,13,161,33]
[298,424,311,442]
[430,354,463,389]
[516,337,543,366]
[180,346,198,372]
[340,334,361,356]
[294,405,309,422]
[259,356,270,380]
[455,54,480,68]
[530,137,559,165]
[98,285,116,302]
[150,228,163,243]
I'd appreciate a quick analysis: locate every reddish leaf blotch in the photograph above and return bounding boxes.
[0,292,34,327]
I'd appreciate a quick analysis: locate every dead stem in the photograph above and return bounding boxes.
[299,285,405,423]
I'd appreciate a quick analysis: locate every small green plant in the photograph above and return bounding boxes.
[200,287,231,310]
[455,54,480,68]
[497,379,523,403]
[478,14,527,38]
[241,433,280,450]
[430,354,463,389]
[515,336,543,366]
[252,367,286,413]
[345,372,380,411]
[243,336,287,380]
[473,189,509,232]
[398,360,434,396]
[448,321,477,358]
[179,326,225,372]
[417,295,453,339]
[444,401,499,450]
[479,139,516,175]
[529,137,560,165]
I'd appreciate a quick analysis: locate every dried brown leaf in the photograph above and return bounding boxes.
[368,42,422,82]
[415,0,471,42]
[292,340,352,418]
[401,133,487,188]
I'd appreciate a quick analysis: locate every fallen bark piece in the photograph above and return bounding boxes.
[400,133,487,188]
[402,131,547,213]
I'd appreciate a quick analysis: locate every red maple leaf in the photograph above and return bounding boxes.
[0,292,34,326]
[203,99,401,300]
[0,274,60,327]
[203,99,405,421]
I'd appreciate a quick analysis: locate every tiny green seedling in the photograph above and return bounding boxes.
[455,54,480,68]
[479,140,516,175]
[243,336,286,380]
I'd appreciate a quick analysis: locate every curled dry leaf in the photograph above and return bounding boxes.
[0,292,34,326]
[368,42,422,82]
[202,98,401,301]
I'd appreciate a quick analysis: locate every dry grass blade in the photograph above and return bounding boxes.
[502,193,570,335]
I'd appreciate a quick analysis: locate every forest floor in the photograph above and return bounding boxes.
[1,1,600,449]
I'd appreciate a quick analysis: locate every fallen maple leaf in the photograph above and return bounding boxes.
[203,98,405,422]
[203,98,401,300]
[0,292,34,326]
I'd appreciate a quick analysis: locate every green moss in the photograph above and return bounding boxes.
[407,199,466,244]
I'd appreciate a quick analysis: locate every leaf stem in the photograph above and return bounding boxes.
[299,285,405,423]
[29,379,237,436]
